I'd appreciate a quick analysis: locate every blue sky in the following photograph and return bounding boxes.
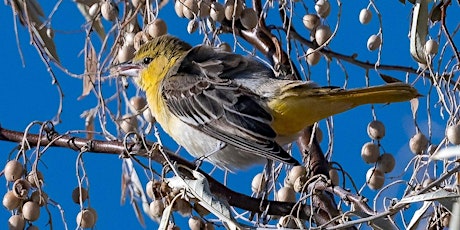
[0,0,455,229]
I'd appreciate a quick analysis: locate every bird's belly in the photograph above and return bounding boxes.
[164,116,266,170]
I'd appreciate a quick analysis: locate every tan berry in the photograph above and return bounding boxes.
[315,0,330,18]
[251,172,266,193]
[361,142,380,164]
[240,8,258,30]
[76,209,95,228]
[8,214,25,230]
[198,0,211,18]
[72,187,89,204]
[446,124,460,145]
[286,165,306,186]
[329,168,339,186]
[188,216,203,230]
[187,19,199,34]
[224,0,243,21]
[3,191,20,210]
[130,96,147,112]
[174,0,185,18]
[367,120,385,140]
[359,8,372,24]
[22,201,40,221]
[210,2,225,22]
[376,153,395,173]
[118,44,135,63]
[30,190,48,207]
[315,25,331,46]
[425,39,438,55]
[409,133,428,154]
[119,114,139,133]
[149,199,165,217]
[366,168,385,190]
[293,175,307,193]
[148,19,167,38]
[12,179,30,200]
[306,48,321,66]
[302,14,320,30]
[4,160,23,182]
[89,3,100,17]
[101,1,118,21]
[367,34,381,51]
[277,187,296,202]
[183,0,198,19]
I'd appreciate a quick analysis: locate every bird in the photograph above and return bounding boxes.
[117,35,419,171]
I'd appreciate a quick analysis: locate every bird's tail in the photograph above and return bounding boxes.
[269,83,420,137]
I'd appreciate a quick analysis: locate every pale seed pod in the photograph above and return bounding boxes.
[30,191,48,207]
[125,32,136,46]
[286,165,306,186]
[251,173,266,193]
[293,175,307,193]
[187,19,199,34]
[183,0,198,19]
[22,201,40,221]
[188,216,203,230]
[12,179,30,200]
[367,34,381,51]
[130,96,147,112]
[87,207,98,223]
[72,187,89,204]
[302,14,320,30]
[76,209,95,228]
[218,42,232,52]
[367,120,385,140]
[174,0,185,17]
[4,160,23,182]
[134,31,148,51]
[315,0,330,18]
[149,199,165,217]
[409,133,428,155]
[101,1,118,21]
[306,48,321,66]
[315,25,331,46]
[89,3,100,17]
[361,142,379,164]
[3,191,20,210]
[27,170,44,188]
[198,0,211,18]
[117,44,135,63]
[224,0,243,21]
[210,2,225,22]
[425,39,438,55]
[143,107,156,123]
[148,19,167,38]
[446,124,460,145]
[276,187,296,202]
[366,168,385,190]
[240,8,258,30]
[329,168,339,186]
[278,216,298,228]
[8,214,25,230]
[175,198,192,216]
[359,8,372,24]
[119,114,139,133]
[376,153,395,173]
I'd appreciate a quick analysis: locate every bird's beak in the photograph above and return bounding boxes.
[113,62,141,77]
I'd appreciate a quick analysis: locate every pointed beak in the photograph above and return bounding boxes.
[112,62,141,77]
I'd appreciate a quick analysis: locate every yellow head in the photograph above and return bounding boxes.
[118,35,192,90]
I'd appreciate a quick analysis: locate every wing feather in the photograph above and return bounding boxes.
[162,45,299,165]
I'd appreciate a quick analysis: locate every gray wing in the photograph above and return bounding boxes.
[161,46,299,165]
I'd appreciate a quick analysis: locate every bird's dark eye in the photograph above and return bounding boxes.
[143,57,153,65]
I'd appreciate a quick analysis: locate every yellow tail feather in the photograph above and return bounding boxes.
[269,83,419,137]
